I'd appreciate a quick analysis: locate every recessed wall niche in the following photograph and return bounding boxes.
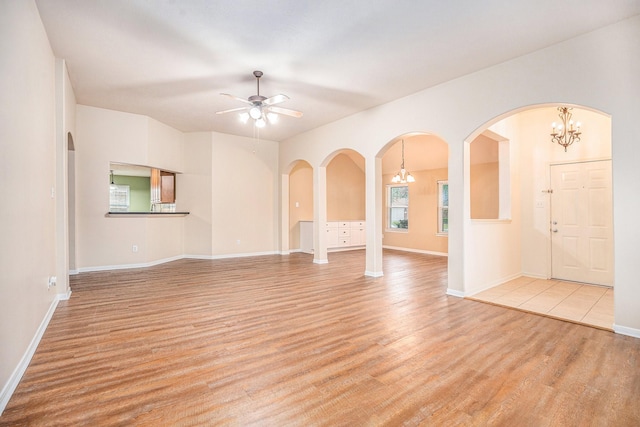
[469,130,511,220]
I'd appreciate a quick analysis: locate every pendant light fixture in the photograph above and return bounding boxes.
[551,107,582,151]
[391,140,415,183]
[109,170,117,189]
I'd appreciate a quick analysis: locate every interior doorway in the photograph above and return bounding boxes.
[68,132,77,274]
[550,160,613,286]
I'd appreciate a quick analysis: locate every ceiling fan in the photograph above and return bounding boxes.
[216,70,303,128]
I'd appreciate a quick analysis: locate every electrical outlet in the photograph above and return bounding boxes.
[236,239,241,245]
[132,245,138,253]
[48,276,57,289]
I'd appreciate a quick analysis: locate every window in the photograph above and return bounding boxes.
[387,185,408,229]
[438,181,448,234]
[109,184,130,212]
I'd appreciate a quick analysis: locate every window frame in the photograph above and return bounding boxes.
[437,180,449,235]
[109,184,130,212]
[386,184,409,231]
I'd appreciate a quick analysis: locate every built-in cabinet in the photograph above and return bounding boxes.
[299,220,366,253]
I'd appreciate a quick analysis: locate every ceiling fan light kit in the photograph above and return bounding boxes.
[217,70,302,128]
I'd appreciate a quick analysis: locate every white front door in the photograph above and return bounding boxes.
[550,160,613,286]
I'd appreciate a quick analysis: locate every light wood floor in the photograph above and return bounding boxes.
[468,277,614,330]
[2,250,639,426]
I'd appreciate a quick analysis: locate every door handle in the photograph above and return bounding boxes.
[552,221,557,225]
[553,229,558,233]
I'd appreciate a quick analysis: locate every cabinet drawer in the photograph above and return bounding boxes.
[338,221,350,228]
[350,221,365,227]
[326,221,339,228]
[339,228,351,237]
[338,238,351,246]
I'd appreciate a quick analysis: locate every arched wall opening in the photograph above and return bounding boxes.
[379,133,449,258]
[287,160,313,252]
[322,149,366,262]
[463,104,613,300]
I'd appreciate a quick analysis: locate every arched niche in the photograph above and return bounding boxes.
[323,149,366,223]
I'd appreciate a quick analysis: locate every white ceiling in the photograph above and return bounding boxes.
[35,0,640,142]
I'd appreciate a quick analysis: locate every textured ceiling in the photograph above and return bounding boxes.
[35,0,640,141]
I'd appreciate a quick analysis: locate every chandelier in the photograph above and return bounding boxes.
[391,140,415,183]
[551,107,582,151]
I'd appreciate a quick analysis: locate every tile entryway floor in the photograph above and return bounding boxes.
[467,277,614,330]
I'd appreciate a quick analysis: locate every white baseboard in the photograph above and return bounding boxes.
[446,288,465,298]
[78,255,185,273]
[205,251,278,260]
[313,258,329,264]
[365,270,384,278]
[0,293,67,415]
[183,251,279,261]
[520,271,549,280]
[328,246,365,253]
[466,272,523,297]
[382,245,448,257]
[614,324,640,339]
[57,289,72,300]
[69,269,79,275]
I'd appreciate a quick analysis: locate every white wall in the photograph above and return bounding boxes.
[463,114,522,294]
[54,58,76,297]
[181,131,281,258]
[75,105,185,270]
[516,107,611,279]
[182,132,214,257]
[0,0,58,410]
[279,16,640,334]
[209,133,280,256]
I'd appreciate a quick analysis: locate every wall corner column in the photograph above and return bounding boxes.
[313,165,328,264]
[365,155,383,277]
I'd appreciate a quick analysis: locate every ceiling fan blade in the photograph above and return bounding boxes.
[263,94,289,106]
[269,106,303,118]
[216,107,248,115]
[220,93,252,105]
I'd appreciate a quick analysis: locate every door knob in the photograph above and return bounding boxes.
[553,229,558,233]
[552,221,557,225]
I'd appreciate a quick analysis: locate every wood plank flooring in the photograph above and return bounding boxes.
[2,250,639,426]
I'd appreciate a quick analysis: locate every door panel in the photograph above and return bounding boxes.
[550,160,613,286]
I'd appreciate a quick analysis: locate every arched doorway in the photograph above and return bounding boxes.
[67,132,77,274]
[464,105,613,329]
[379,134,449,257]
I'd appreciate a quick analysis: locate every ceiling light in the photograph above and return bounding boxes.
[391,140,415,184]
[249,105,262,120]
[551,107,582,151]
[267,112,279,123]
[239,112,250,123]
[255,118,266,128]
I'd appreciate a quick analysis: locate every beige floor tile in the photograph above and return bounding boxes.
[519,282,581,313]
[469,277,614,331]
[548,304,590,322]
[493,279,556,307]
[472,288,510,302]
[582,289,614,329]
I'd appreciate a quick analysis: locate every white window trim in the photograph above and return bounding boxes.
[437,180,448,235]
[386,184,409,232]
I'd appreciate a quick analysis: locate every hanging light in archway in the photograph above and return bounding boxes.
[391,140,415,183]
[551,107,582,151]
